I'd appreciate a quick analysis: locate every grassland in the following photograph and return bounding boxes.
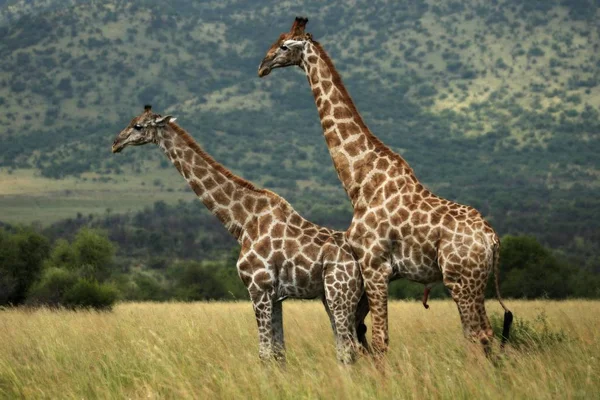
[1,300,598,399]
[0,168,192,224]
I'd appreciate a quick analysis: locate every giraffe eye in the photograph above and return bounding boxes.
[134,124,143,130]
[280,45,289,51]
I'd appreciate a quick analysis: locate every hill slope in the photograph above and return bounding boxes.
[0,0,599,262]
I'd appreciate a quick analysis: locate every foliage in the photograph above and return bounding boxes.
[4,224,598,304]
[0,228,50,305]
[70,228,116,281]
[62,280,119,310]
[115,271,168,301]
[167,261,234,301]
[26,267,78,306]
[490,311,569,351]
[489,235,600,299]
[21,228,118,309]
[44,228,116,279]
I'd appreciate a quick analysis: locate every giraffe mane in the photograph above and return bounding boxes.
[310,40,412,171]
[167,122,275,196]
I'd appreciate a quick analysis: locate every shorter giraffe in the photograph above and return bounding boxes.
[111,106,370,363]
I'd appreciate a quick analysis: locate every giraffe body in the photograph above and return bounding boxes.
[112,106,369,363]
[259,18,512,357]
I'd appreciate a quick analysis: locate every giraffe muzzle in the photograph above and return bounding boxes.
[258,65,271,78]
[258,57,274,77]
[111,139,124,153]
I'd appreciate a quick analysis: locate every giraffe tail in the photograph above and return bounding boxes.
[493,242,513,347]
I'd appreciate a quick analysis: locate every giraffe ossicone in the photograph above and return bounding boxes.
[111,105,371,363]
[259,17,513,357]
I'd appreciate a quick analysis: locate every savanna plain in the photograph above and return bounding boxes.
[1,300,598,399]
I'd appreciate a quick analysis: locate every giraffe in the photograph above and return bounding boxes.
[258,17,513,357]
[111,105,370,363]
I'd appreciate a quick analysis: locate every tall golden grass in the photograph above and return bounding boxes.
[0,300,598,399]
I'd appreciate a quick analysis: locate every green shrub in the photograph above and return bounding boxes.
[72,229,116,281]
[168,261,228,301]
[131,272,167,301]
[26,267,77,307]
[490,311,568,351]
[63,280,119,310]
[0,228,50,305]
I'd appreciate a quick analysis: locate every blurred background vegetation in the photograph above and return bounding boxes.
[0,0,599,307]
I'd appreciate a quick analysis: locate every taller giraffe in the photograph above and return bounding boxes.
[111,105,370,363]
[258,17,513,356]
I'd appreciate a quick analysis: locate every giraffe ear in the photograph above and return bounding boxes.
[282,39,305,50]
[155,115,176,125]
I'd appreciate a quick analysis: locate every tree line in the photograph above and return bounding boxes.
[1,225,598,310]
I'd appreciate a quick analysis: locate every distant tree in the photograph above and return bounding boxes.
[27,267,78,306]
[492,236,576,299]
[72,229,116,281]
[168,261,228,301]
[0,228,50,305]
[44,228,116,282]
[62,280,119,310]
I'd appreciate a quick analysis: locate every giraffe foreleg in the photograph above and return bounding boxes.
[250,290,276,362]
[272,299,286,362]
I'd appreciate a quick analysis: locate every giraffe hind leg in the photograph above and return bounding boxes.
[324,280,361,364]
[444,274,492,355]
[321,295,338,338]
[477,300,494,341]
[355,292,371,355]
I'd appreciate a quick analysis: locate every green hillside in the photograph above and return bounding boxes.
[0,0,599,265]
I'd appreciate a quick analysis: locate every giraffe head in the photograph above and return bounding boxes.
[258,16,311,77]
[111,105,176,153]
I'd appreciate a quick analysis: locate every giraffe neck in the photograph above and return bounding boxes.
[300,41,415,205]
[155,124,271,240]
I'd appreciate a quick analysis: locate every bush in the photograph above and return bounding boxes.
[0,228,50,305]
[493,236,578,299]
[128,272,167,301]
[168,261,228,301]
[63,280,119,310]
[490,311,568,351]
[72,229,116,281]
[46,238,77,270]
[26,267,77,307]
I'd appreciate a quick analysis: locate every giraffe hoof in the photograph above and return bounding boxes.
[423,303,430,309]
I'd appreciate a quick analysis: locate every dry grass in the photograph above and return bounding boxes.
[0,300,598,399]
